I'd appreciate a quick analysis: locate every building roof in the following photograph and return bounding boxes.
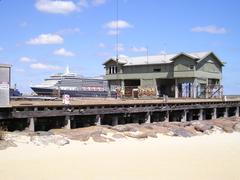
[103,51,224,66]
[0,64,11,68]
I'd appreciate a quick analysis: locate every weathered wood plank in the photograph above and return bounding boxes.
[10,102,240,119]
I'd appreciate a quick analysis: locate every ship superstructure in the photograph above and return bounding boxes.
[31,66,109,97]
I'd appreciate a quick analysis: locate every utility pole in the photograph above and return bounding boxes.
[116,0,119,63]
[115,0,121,98]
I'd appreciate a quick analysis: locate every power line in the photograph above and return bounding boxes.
[116,0,119,63]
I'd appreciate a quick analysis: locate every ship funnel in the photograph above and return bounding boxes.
[65,65,70,74]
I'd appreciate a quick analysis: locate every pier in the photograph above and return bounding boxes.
[1,98,240,131]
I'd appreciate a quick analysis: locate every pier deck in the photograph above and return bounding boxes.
[1,98,240,131]
[10,97,240,107]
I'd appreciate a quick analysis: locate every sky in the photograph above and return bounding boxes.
[0,0,240,94]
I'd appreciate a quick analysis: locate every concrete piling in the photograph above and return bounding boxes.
[181,110,187,122]
[64,115,71,129]
[96,115,101,126]
[164,111,169,122]
[28,117,36,131]
[212,108,217,119]
[224,107,229,118]
[235,107,240,117]
[198,109,203,121]
[145,112,151,123]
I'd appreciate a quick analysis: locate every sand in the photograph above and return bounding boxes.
[1,133,240,180]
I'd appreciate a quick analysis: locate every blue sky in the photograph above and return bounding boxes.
[0,0,240,94]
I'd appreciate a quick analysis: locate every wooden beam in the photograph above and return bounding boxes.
[10,102,240,119]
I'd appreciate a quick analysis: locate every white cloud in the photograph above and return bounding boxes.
[131,46,147,52]
[30,63,61,70]
[96,51,111,57]
[160,50,167,55]
[92,0,106,6]
[35,0,79,14]
[105,20,133,29]
[114,43,124,52]
[0,47,3,51]
[57,27,80,35]
[15,68,25,73]
[35,0,107,14]
[78,0,89,8]
[26,33,64,45]
[20,21,28,27]
[119,54,128,58]
[105,20,132,36]
[19,57,35,63]
[107,30,119,36]
[98,43,106,48]
[53,48,75,57]
[191,25,227,34]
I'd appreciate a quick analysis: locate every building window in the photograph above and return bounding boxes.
[189,65,194,70]
[113,66,116,74]
[153,68,161,72]
[207,59,214,63]
[108,66,118,74]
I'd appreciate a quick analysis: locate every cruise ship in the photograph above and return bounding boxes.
[30,66,110,97]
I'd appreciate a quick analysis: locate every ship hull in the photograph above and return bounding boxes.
[31,87,110,97]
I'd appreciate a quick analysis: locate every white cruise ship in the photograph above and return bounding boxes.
[31,66,110,97]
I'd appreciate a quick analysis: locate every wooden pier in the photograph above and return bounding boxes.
[1,98,240,131]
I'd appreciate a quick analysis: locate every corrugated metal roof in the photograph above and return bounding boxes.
[113,51,211,66]
[187,51,211,59]
[0,64,11,68]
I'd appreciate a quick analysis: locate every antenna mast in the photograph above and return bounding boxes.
[116,0,119,66]
[163,43,167,61]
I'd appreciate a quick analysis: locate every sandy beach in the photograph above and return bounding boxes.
[1,132,240,180]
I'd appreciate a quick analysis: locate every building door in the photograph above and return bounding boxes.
[124,80,140,97]
[156,79,175,97]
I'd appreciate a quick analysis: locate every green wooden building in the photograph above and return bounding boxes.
[103,51,224,98]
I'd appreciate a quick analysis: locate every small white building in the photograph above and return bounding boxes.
[0,64,11,107]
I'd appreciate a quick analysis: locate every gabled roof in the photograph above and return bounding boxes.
[119,54,174,66]
[196,52,225,66]
[103,51,224,66]
[102,58,127,65]
[169,51,212,61]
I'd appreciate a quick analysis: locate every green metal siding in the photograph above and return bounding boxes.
[195,71,222,79]
[197,54,222,73]
[174,56,196,72]
[173,56,196,78]
[105,72,174,80]
[174,71,195,78]
[196,77,208,84]
[177,78,194,84]
[141,79,155,87]
[123,64,173,74]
